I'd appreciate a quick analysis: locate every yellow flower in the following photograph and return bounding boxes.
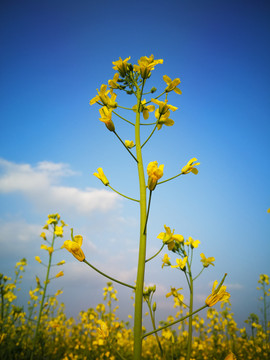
[163,75,182,94]
[61,220,68,227]
[55,271,64,278]
[157,225,184,250]
[15,258,27,268]
[48,213,60,220]
[267,208,270,213]
[54,226,63,237]
[99,106,115,131]
[132,99,155,120]
[40,244,54,254]
[108,72,120,89]
[40,232,46,240]
[35,256,42,264]
[112,56,131,77]
[55,290,63,296]
[224,353,237,360]
[63,235,85,262]
[171,256,188,270]
[166,288,184,305]
[151,98,178,115]
[97,320,109,338]
[48,246,54,255]
[181,158,200,175]
[147,161,164,190]
[133,55,163,79]
[205,276,230,307]
[157,225,173,243]
[161,254,171,268]
[57,260,65,266]
[259,274,269,285]
[90,84,117,109]
[185,236,200,248]
[93,167,109,186]
[125,140,134,148]
[29,289,39,301]
[200,253,215,267]
[156,110,174,130]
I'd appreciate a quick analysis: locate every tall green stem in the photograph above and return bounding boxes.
[147,299,163,357]
[133,80,147,360]
[186,261,193,360]
[30,229,56,360]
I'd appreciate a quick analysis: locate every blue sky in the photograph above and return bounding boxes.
[0,0,269,330]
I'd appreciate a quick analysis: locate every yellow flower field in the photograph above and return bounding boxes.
[0,261,269,360]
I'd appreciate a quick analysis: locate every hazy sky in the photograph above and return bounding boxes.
[0,0,269,330]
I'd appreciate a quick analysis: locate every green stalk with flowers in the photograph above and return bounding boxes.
[30,214,67,359]
[62,55,231,360]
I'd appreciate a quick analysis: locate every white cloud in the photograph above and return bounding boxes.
[226,283,244,290]
[0,219,41,261]
[0,158,119,215]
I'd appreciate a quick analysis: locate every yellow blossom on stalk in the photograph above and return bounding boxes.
[205,276,230,307]
[125,140,134,148]
[57,260,65,266]
[63,235,85,262]
[147,161,164,190]
[112,56,131,77]
[40,232,46,240]
[55,271,64,278]
[15,258,27,269]
[40,244,54,255]
[108,72,120,90]
[90,84,118,109]
[132,99,155,120]
[181,158,200,175]
[224,352,237,360]
[93,167,109,186]
[46,218,57,225]
[161,254,171,268]
[48,213,60,220]
[157,225,173,243]
[97,319,109,339]
[157,110,174,130]
[152,98,178,115]
[267,208,270,213]
[133,55,163,79]
[157,225,184,250]
[29,289,39,301]
[55,290,63,296]
[171,256,188,270]
[99,106,115,131]
[35,256,42,264]
[48,246,54,255]
[4,291,17,302]
[166,287,183,298]
[54,226,63,237]
[200,253,215,267]
[163,75,182,94]
[259,274,269,285]
[61,220,68,227]
[5,284,16,291]
[185,236,200,249]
